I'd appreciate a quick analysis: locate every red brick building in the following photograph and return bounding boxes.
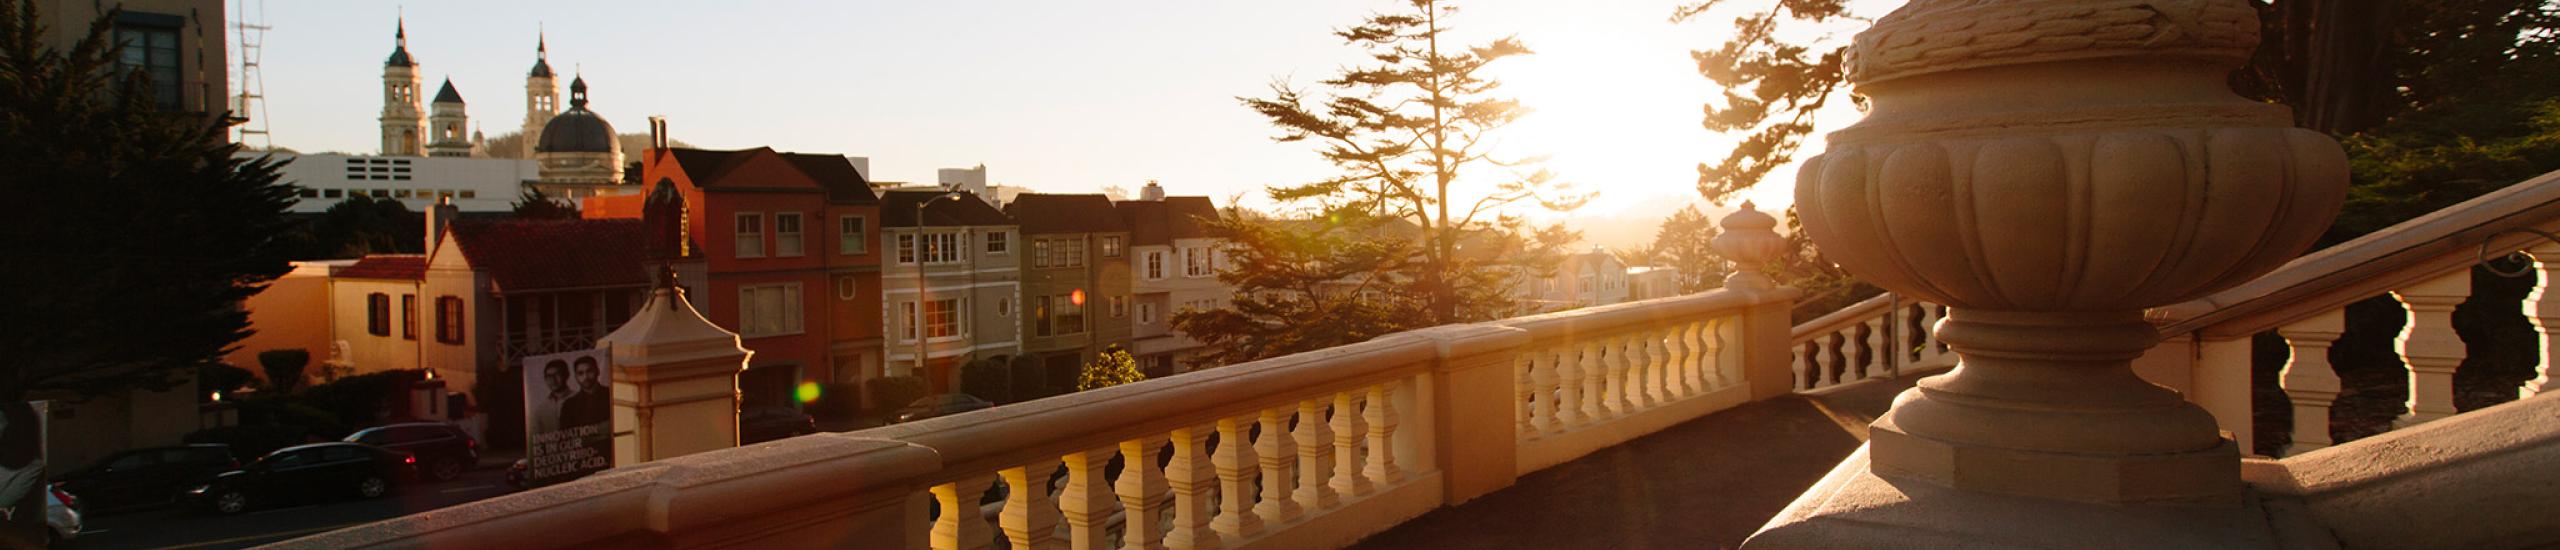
[618,147,886,411]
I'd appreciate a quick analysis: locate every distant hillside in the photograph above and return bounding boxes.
[1557,193,1729,254]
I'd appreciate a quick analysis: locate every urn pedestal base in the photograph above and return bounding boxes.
[1869,412,2243,504]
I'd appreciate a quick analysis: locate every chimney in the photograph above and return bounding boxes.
[426,196,459,254]
[648,116,668,150]
[1140,179,1165,201]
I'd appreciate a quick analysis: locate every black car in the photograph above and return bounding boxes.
[740,406,818,444]
[183,442,418,515]
[893,394,994,424]
[345,422,480,481]
[53,444,237,511]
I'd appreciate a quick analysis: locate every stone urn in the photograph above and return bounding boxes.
[1795,0,2348,503]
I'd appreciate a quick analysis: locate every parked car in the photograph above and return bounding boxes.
[52,444,237,511]
[740,406,818,444]
[182,442,418,515]
[345,422,480,481]
[45,484,79,545]
[892,394,994,424]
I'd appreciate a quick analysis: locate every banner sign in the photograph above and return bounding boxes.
[523,348,613,487]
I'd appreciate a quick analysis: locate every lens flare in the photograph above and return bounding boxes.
[796,381,822,404]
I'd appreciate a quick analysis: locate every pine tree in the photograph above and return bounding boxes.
[1075,347,1146,392]
[1644,205,1728,294]
[0,1,298,401]
[513,187,581,220]
[1185,0,1586,365]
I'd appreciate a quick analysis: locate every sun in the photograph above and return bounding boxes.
[1477,20,1743,223]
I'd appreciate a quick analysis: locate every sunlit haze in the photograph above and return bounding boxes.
[243,1,1888,245]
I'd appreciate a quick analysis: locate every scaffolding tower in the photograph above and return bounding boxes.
[230,0,272,149]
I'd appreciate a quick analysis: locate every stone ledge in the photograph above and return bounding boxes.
[1868,414,2242,504]
[1745,446,2299,549]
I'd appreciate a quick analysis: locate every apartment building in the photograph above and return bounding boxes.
[1116,186,1227,375]
[1003,194,1134,386]
[880,190,1022,394]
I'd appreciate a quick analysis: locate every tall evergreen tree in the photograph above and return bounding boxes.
[0,1,298,401]
[513,187,580,220]
[1183,0,1586,365]
[1643,205,1728,294]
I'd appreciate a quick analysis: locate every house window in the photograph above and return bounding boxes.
[1184,247,1211,277]
[1138,303,1157,325]
[1102,236,1123,258]
[1146,251,1165,280]
[836,277,858,301]
[436,296,464,344]
[903,298,963,341]
[366,293,391,336]
[739,284,804,336]
[986,231,1009,254]
[897,234,914,264]
[997,297,1013,317]
[1061,239,1085,267]
[839,215,867,255]
[401,294,418,340]
[113,16,182,110]
[1110,295,1128,318]
[735,213,765,258]
[775,213,804,257]
[1033,239,1051,268]
[1035,294,1085,337]
[901,232,962,264]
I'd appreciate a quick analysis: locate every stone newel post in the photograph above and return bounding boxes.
[597,269,750,464]
[1796,0,2347,504]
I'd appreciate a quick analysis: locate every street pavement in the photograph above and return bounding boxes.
[58,454,519,550]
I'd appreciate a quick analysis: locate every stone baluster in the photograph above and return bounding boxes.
[2277,310,2345,456]
[1512,354,1535,436]
[1253,407,1302,526]
[1115,435,1172,550]
[1291,398,1338,512]
[1210,415,1261,540]
[1661,324,1691,400]
[1698,319,1725,389]
[1162,425,1220,550]
[1060,447,1119,550]
[1329,391,1371,498]
[1618,333,1651,410]
[1651,325,1680,400]
[1921,304,1947,362]
[1000,461,1065,550]
[1600,334,1630,416]
[1865,316,1890,380]
[1578,339,1608,421]
[1792,341,1813,391]
[1679,320,1708,392]
[1814,334,1840,388]
[1549,345,1582,429]
[1362,383,1403,485]
[1527,348,1560,434]
[2522,243,2560,398]
[932,474,999,550]
[2394,271,2472,427]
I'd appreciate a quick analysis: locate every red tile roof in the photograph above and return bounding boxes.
[444,219,650,294]
[337,254,426,280]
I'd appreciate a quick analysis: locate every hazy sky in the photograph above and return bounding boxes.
[238,1,1891,229]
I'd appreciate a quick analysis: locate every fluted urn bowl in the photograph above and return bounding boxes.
[1796,0,2348,313]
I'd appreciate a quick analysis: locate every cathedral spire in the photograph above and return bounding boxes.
[386,16,417,67]
[528,26,555,78]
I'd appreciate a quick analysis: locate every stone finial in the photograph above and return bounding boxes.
[1712,201,1786,292]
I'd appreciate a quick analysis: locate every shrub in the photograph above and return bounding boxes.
[256,349,311,393]
[866,376,929,415]
[961,359,1012,403]
[183,425,310,460]
[198,362,258,399]
[1078,347,1146,391]
[229,398,348,441]
[299,369,423,430]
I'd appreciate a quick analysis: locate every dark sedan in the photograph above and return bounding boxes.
[53,444,237,511]
[345,422,480,481]
[182,442,418,515]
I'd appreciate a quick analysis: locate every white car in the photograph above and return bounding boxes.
[45,484,80,544]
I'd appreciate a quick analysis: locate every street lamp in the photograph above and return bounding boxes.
[913,190,968,387]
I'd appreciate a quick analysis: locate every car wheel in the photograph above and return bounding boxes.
[429,458,465,481]
[212,490,249,515]
[357,476,389,499]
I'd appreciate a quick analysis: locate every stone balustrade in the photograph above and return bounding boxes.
[279,286,1798,549]
[2142,166,2560,457]
[1788,293,1955,393]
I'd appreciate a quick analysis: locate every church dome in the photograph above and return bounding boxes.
[536,77,617,154]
